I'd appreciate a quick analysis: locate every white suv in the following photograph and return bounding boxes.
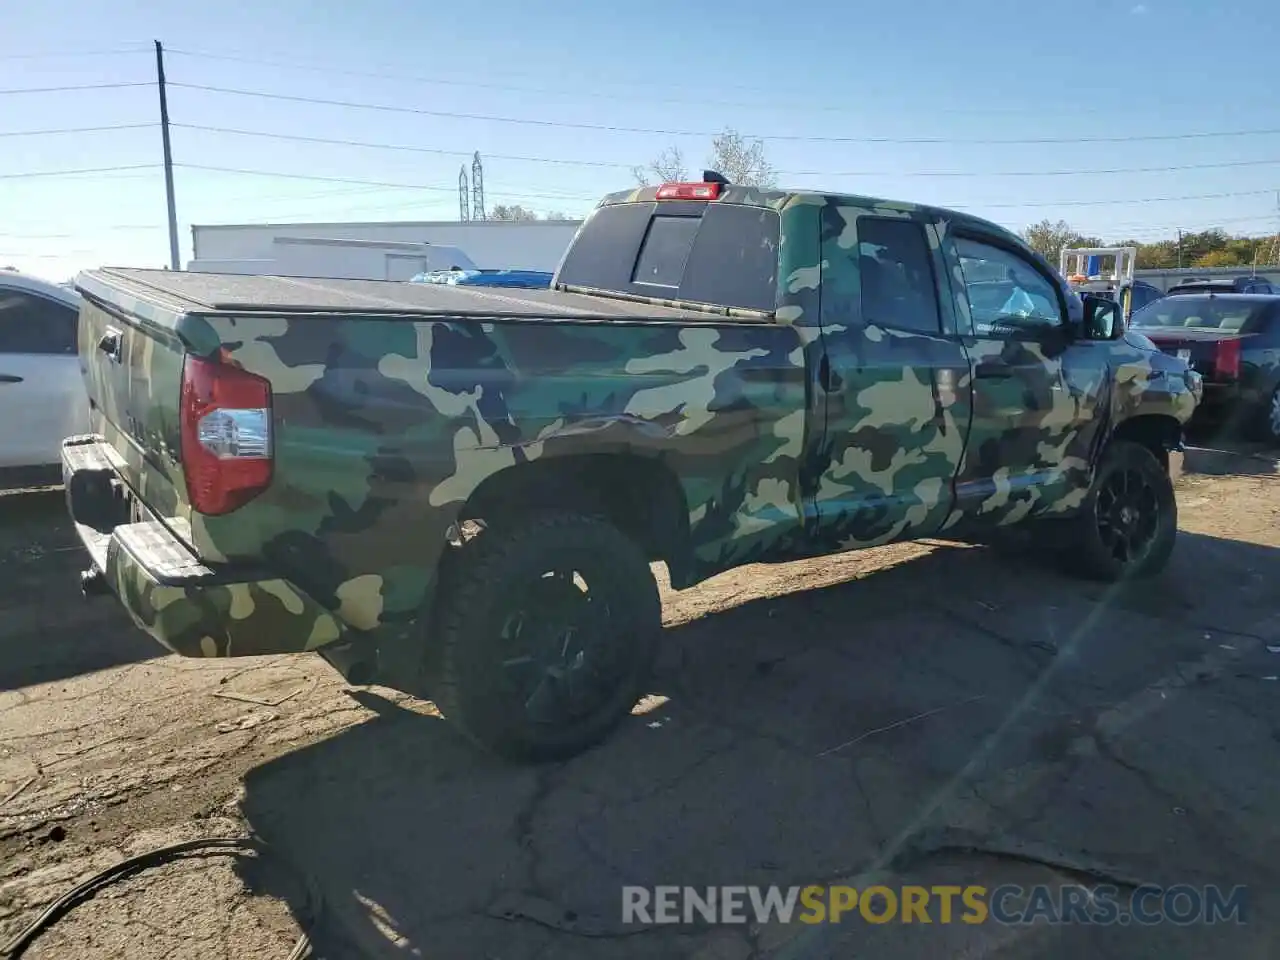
[0,269,90,476]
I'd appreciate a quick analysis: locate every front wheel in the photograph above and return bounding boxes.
[429,511,661,762]
[1060,440,1178,583]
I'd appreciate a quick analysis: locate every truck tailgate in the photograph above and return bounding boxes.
[76,277,192,524]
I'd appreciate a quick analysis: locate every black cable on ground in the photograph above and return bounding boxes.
[0,836,320,960]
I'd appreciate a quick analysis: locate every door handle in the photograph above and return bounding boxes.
[98,329,123,363]
[975,362,1014,380]
[0,374,22,384]
[818,354,843,392]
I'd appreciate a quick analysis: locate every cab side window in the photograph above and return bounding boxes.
[0,290,78,355]
[856,218,943,335]
[955,238,1064,337]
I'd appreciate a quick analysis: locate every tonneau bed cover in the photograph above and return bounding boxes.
[76,267,735,322]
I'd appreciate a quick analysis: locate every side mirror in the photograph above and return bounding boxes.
[1080,295,1124,341]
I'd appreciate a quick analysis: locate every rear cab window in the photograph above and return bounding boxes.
[855,218,944,334]
[555,200,781,313]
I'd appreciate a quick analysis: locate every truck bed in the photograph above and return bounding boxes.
[78,267,742,323]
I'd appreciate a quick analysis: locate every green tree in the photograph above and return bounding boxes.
[1196,249,1243,268]
[1035,224,1274,270]
[1021,219,1102,263]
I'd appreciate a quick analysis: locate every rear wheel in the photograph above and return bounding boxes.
[1060,440,1177,583]
[429,511,661,762]
[1260,386,1280,446]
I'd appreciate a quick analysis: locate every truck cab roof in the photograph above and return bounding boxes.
[595,182,1032,251]
[553,181,1044,318]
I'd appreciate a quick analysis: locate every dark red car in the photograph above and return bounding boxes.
[1129,293,1280,443]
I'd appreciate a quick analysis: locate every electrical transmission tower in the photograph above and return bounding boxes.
[471,152,486,221]
[458,166,470,221]
[1266,191,1280,266]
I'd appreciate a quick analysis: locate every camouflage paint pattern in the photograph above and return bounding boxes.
[70,186,1200,667]
[103,532,343,658]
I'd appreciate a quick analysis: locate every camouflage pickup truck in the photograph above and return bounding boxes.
[63,175,1202,761]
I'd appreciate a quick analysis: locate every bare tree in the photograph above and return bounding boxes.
[489,204,541,221]
[631,146,688,187]
[633,130,777,188]
[706,129,776,188]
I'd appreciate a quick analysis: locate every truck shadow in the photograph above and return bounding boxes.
[1183,443,1280,478]
[0,491,157,692]
[236,528,1280,958]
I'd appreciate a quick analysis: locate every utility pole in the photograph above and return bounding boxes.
[155,40,180,271]
[1176,229,1183,269]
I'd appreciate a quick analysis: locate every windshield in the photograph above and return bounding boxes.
[1130,298,1266,332]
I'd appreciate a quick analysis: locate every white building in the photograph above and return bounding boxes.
[188,219,585,279]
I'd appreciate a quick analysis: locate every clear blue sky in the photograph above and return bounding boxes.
[3,0,1278,280]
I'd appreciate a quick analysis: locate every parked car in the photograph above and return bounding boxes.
[1128,280,1166,313]
[1167,276,1278,296]
[1129,292,1280,442]
[0,270,89,479]
[62,176,1200,762]
[1069,280,1164,319]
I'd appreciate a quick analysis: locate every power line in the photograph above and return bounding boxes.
[0,122,155,139]
[1100,213,1279,234]
[0,163,161,180]
[163,46,1132,118]
[969,188,1277,210]
[157,46,947,108]
[0,45,149,61]
[236,190,580,224]
[162,48,831,112]
[168,123,1280,180]
[0,250,99,259]
[170,161,1279,211]
[804,157,1280,179]
[0,81,152,95]
[173,162,601,203]
[166,82,1280,145]
[2,187,1271,245]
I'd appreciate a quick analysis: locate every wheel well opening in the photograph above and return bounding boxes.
[457,453,691,578]
[1109,415,1182,471]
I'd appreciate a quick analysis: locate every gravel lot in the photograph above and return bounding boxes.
[2,445,1280,959]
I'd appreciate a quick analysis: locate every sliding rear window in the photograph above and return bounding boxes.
[556,201,780,313]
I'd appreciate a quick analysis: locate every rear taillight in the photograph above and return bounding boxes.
[179,353,273,515]
[1214,339,1241,380]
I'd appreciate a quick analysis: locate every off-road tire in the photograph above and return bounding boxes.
[1059,440,1178,583]
[1255,385,1280,446]
[429,511,661,763]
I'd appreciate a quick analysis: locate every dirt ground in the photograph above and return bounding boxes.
[2,444,1280,959]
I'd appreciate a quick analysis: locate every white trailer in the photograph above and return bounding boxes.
[1060,246,1140,318]
[187,236,476,280]
[188,219,583,278]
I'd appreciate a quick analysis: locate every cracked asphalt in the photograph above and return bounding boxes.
[2,445,1280,959]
